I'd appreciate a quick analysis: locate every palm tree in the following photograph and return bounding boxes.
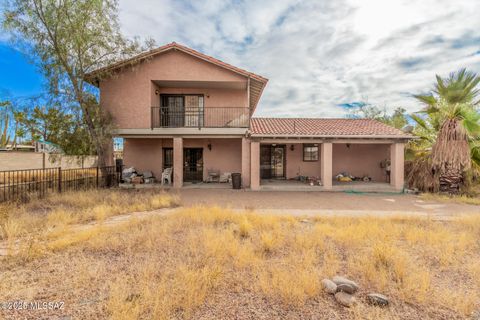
[413,69,480,194]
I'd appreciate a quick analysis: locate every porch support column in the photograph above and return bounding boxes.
[321,142,333,190]
[390,142,405,191]
[242,137,251,188]
[173,137,183,188]
[250,141,260,190]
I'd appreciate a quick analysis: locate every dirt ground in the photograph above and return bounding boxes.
[172,189,480,217]
[1,206,478,320]
[1,190,479,319]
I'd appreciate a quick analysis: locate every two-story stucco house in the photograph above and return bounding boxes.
[87,42,413,191]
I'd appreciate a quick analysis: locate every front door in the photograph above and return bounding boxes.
[183,148,203,182]
[260,145,286,179]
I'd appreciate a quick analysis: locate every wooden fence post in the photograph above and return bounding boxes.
[96,166,99,188]
[58,167,62,193]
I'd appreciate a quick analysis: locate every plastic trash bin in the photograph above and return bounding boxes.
[231,173,241,189]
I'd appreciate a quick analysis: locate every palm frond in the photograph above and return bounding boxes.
[460,107,480,136]
[470,144,480,167]
[414,94,437,107]
[410,113,429,130]
[435,74,447,97]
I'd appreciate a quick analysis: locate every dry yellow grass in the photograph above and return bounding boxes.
[0,189,179,245]
[421,192,480,205]
[0,206,478,319]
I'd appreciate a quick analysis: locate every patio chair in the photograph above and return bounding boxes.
[207,169,220,183]
[161,167,173,185]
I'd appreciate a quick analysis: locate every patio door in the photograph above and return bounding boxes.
[184,95,204,127]
[160,95,184,127]
[260,145,286,179]
[183,148,203,182]
[160,94,204,128]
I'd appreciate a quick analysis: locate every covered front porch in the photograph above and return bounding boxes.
[250,139,405,192]
[121,136,249,188]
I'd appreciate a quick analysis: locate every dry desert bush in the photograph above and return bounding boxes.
[0,207,479,319]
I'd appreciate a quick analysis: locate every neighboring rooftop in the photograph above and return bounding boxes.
[250,118,413,138]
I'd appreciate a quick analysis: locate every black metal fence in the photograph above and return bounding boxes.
[151,106,250,128]
[0,166,121,203]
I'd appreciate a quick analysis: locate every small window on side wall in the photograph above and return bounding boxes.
[303,144,318,161]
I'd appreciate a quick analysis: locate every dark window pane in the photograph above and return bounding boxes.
[163,148,173,169]
[303,144,318,161]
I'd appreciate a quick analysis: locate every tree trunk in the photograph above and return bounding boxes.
[439,165,463,194]
[69,78,109,169]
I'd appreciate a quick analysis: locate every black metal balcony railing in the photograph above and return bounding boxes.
[151,107,250,128]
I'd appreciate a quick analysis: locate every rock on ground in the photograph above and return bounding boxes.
[366,293,389,307]
[332,276,359,293]
[321,279,337,294]
[334,292,356,307]
[336,283,356,294]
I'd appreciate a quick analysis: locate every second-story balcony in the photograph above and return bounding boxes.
[151,106,250,128]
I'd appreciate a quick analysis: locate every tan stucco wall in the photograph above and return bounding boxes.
[390,143,405,190]
[250,141,260,190]
[0,152,97,170]
[321,143,333,189]
[123,139,163,178]
[285,144,322,179]
[100,50,248,129]
[332,143,390,182]
[123,138,242,181]
[241,137,251,187]
[173,137,183,187]
[198,138,242,179]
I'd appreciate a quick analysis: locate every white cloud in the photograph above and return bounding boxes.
[118,0,480,117]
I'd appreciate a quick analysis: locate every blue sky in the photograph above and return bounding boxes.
[1,0,480,117]
[0,43,43,99]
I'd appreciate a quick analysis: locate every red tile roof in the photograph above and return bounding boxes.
[250,118,413,138]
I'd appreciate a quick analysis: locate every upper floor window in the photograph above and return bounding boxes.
[303,144,318,161]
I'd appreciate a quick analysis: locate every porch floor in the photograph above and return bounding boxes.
[260,179,398,193]
[119,180,398,192]
[119,182,233,189]
[182,182,232,189]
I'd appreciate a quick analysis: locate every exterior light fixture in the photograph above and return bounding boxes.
[290,145,294,151]
[208,143,212,151]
